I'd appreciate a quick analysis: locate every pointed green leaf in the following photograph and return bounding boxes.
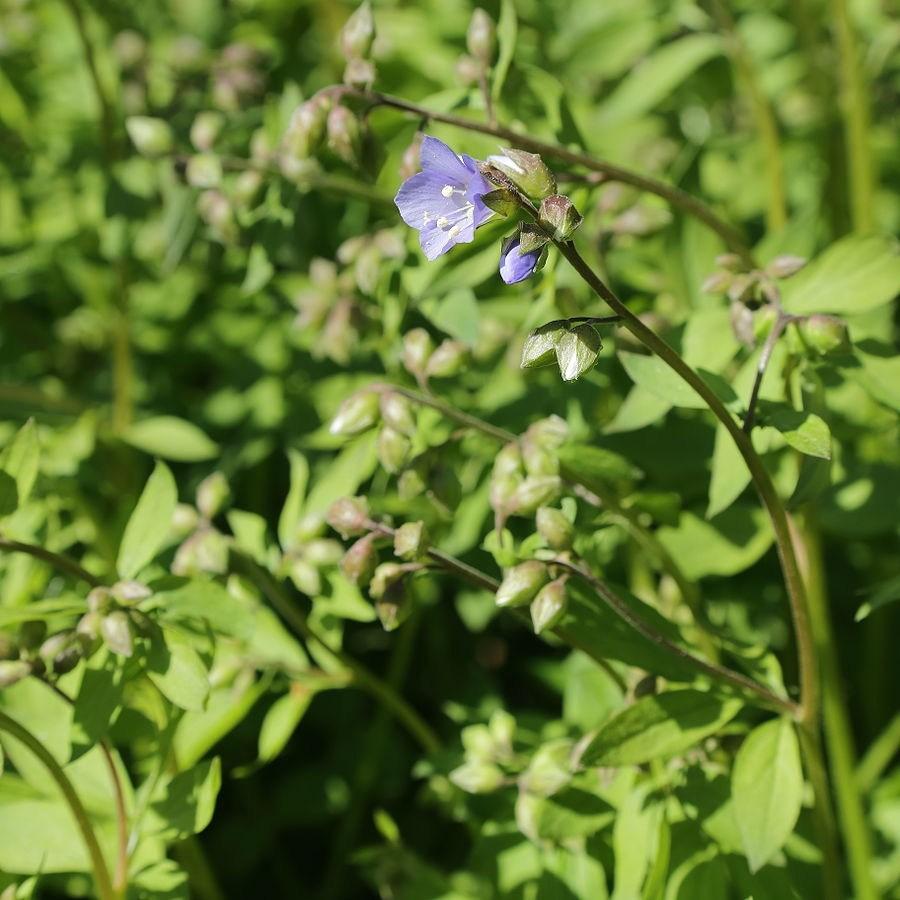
[118,461,178,578]
[123,416,218,462]
[278,449,310,549]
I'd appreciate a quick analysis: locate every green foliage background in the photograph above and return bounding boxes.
[0,0,898,897]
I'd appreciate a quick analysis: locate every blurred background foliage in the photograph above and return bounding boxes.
[0,0,898,897]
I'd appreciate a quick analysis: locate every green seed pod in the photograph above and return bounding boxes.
[466,8,496,64]
[196,471,231,520]
[379,393,416,436]
[377,426,411,474]
[495,560,548,608]
[375,582,411,632]
[283,97,329,160]
[326,105,362,167]
[340,534,379,586]
[101,611,134,658]
[369,562,407,600]
[538,194,583,241]
[530,576,568,634]
[425,340,467,379]
[521,436,558,477]
[326,496,370,539]
[330,390,380,436]
[797,314,850,355]
[340,1,376,60]
[535,506,574,550]
[111,579,153,604]
[125,116,173,157]
[394,521,428,560]
[0,659,32,689]
[401,328,434,379]
[486,148,556,200]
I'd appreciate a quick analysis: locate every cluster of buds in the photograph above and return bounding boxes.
[448,709,516,794]
[211,42,266,112]
[171,471,232,577]
[112,30,149,115]
[76,580,154,659]
[456,8,496,91]
[489,416,568,525]
[0,620,93,687]
[278,508,344,599]
[400,327,468,387]
[340,1,377,88]
[494,561,569,634]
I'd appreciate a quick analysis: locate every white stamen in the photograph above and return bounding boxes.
[441,185,454,197]
[436,216,450,229]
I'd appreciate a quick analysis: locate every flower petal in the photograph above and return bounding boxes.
[394,171,455,229]
[420,136,470,180]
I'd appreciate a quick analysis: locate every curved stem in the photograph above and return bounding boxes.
[0,537,102,587]
[0,709,116,900]
[549,557,796,714]
[233,553,441,755]
[742,311,796,432]
[324,87,754,264]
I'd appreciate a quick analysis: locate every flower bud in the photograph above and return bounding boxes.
[113,30,146,69]
[304,539,344,567]
[343,56,376,88]
[527,415,569,450]
[341,535,379,586]
[233,169,264,206]
[494,442,524,480]
[449,760,505,793]
[495,560,548,608]
[77,611,102,642]
[172,502,200,535]
[376,582,411,631]
[330,390,380,436]
[369,562,407,600]
[481,188,517,217]
[398,468,427,499]
[190,111,225,152]
[327,106,362,167]
[535,507,573,550]
[487,149,556,200]
[521,435,558,477]
[466,8,496,65]
[766,255,807,279]
[18,621,47,651]
[751,304,779,344]
[171,527,229,576]
[489,709,516,754]
[38,632,72,666]
[538,195,583,241]
[125,116,173,157]
[52,643,83,675]
[702,269,733,295]
[197,190,237,242]
[0,659,31,688]
[111,580,152,604]
[283,97,329,161]
[340,1,376,60]
[377,426,411,473]
[394,521,428,560]
[326,496,370,539]
[101,611,134,657]
[509,475,562,516]
[456,54,482,86]
[197,471,230,520]
[401,328,434,378]
[425,340,467,378]
[530,576,568,634]
[797,314,850,355]
[186,153,222,189]
[288,558,322,596]
[379,393,416,435]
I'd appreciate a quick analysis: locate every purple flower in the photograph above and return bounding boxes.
[499,234,542,284]
[394,136,494,260]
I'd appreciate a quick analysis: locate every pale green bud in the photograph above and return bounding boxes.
[326,496,370,539]
[466,8,496,64]
[288,558,321,596]
[495,560,548,608]
[489,709,516,754]
[343,56,376,88]
[369,562,407,600]
[0,659,31,688]
[111,580,153,604]
[326,105,362,167]
[461,723,495,760]
[401,328,434,378]
[330,390,380,436]
[190,111,225,151]
[376,582,411,631]
[766,254,807,279]
[535,507,574,550]
[186,153,223,189]
[125,116,173,157]
[425,340,467,379]
[283,97,329,160]
[377,426,411,473]
[486,148,556,200]
[233,169,264,206]
[340,1,376,60]
[304,539,344,567]
[196,471,230,520]
[393,521,428,560]
[340,535,379,586]
[101,611,134,657]
[530,576,568,634]
[480,188,517,217]
[521,436,558,477]
[379,393,416,435]
[449,760,505,793]
[798,314,850,355]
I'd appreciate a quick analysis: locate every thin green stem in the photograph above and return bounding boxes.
[742,311,797,433]
[792,516,880,900]
[233,553,441,755]
[708,0,788,232]
[0,709,116,900]
[830,0,875,231]
[324,86,755,264]
[0,536,102,587]
[857,713,900,794]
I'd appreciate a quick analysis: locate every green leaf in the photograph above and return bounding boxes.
[0,471,16,517]
[556,324,601,381]
[781,234,900,315]
[557,443,641,493]
[420,288,480,345]
[148,629,210,711]
[582,690,743,766]
[0,419,39,510]
[71,650,125,760]
[123,416,218,462]
[118,460,178,579]
[242,243,274,295]
[278,449,310,549]
[619,351,706,409]
[227,509,269,564]
[597,34,722,125]
[855,573,900,621]
[657,506,774,579]
[304,431,378,517]
[492,0,517,101]
[258,689,313,762]
[516,787,614,843]
[149,757,221,839]
[732,717,803,872]
[606,386,672,433]
[707,423,751,517]
[766,407,831,459]
[150,579,255,640]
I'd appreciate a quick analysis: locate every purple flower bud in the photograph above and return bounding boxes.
[499,234,543,285]
[394,136,495,260]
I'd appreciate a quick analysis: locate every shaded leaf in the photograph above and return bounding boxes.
[118,461,178,579]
